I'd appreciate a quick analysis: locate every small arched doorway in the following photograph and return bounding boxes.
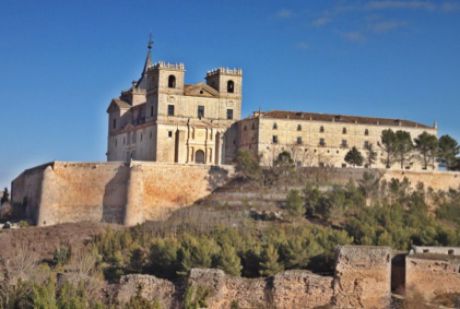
[195,150,205,164]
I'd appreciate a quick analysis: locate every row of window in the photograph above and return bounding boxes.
[167,104,233,120]
[167,75,235,93]
[271,135,372,148]
[272,123,370,135]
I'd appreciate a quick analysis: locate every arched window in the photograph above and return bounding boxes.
[227,80,235,93]
[273,123,278,130]
[297,124,302,131]
[365,129,369,136]
[195,150,205,164]
[320,126,325,133]
[342,127,347,134]
[168,75,176,88]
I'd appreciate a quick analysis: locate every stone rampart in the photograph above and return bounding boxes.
[114,246,393,308]
[332,246,392,308]
[11,162,459,227]
[298,167,460,191]
[383,169,460,191]
[11,161,233,226]
[406,254,460,301]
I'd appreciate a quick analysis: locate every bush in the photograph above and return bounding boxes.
[286,189,304,216]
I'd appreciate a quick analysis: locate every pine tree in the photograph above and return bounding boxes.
[1,188,9,205]
[438,135,460,170]
[380,129,396,168]
[364,143,377,168]
[286,189,304,216]
[344,147,364,167]
[234,149,261,180]
[215,243,242,276]
[259,244,282,276]
[394,130,414,169]
[414,132,438,170]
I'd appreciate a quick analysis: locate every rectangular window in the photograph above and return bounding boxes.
[296,137,303,145]
[168,131,173,138]
[150,106,154,117]
[168,105,175,116]
[319,138,326,146]
[112,119,117,129]
[198,105,205,118]
[227,109,234,120]
[341,139,348,148]
[364,141,369,148]
[272,135,278,144]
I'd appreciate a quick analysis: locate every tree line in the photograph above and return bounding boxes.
[344,130,460,170]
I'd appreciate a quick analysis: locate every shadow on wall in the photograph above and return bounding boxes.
[206,166,230,192]
[102,165,129,223]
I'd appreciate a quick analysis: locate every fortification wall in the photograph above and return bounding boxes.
[406,255,460,301]
[12,162,459,227]
[332,246,392,308]
[114,246,392,308]
[11,161,233,226]
[383,170,460,191]
[11,163,48,222]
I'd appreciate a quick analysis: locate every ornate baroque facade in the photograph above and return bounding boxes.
[107,44,437,170]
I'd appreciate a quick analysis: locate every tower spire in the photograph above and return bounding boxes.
[135,34,154,89]
[147,33,153,50]
[143,33,153,72]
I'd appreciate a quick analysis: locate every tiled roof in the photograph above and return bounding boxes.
[112,99,131,109]
[258,110,433,129]
[107,99,131,112]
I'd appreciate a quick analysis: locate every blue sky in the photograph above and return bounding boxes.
[1,0,459,188]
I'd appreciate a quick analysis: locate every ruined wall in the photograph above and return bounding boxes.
[271,270,333,308]
[383,170,460,191]
[186,268,333,308]
[406,254,460,301]
[117,274,179,308]
[114,246,393,308]
[332,246,392,309]
[11,161,233,226]
[297,167,460,191]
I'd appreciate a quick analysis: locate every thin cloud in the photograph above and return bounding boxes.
[296,42,310,50]
[367,1,436,11]
[312,16,333,27]
[276,9,293,19]
[370,20,408,33]
[440,1,460,12]
[342,31,366,43]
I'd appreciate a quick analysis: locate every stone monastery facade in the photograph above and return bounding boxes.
[107,43,437,170]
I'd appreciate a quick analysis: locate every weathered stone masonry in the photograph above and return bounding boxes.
[115,246,392,309]
[11,161,233,226]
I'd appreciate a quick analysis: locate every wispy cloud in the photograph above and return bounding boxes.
[296,42,310,50]
[342,31,366,43]
[312,16,333,27]
[275,9,293,19]
[370,20,408,33]
[366,1,436,11]
[440,1,460,12]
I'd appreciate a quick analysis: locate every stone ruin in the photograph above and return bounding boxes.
[112,245,460,308]
[113,245,392,309]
